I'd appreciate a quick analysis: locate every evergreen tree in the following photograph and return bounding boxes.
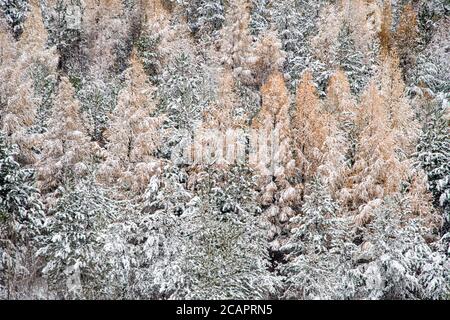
[0,0,28,38]
[350,195,450,300]
[186,0,225,38]
[181,164,277,299]
[280,177,356,299]
[415,100,450,226]
[0,131,44,299]
[37,178,118,299]
[334,22,368,95]
[271,0,321,90]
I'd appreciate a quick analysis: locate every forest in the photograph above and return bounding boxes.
[0,0,449,300]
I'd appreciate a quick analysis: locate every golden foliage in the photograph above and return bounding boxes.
[37,78,96,194]
[99,49,162,193]
[292,71,328,182]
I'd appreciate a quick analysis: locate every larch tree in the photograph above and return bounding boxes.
[0,0,58,164]
[394,3,419,74]
[344,82,406,224]
[220,0,254,84]
[99,49,162,193]
[378,51,419,157]
[319,70,357,199]
[83,0,129,74]
[251,71,297,252]
[36,77,95,197]
[292,71,328,188]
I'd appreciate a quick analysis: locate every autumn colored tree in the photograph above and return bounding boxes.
[252,71,297,251]
[378,51,419,156]
[394,3,419,73]
[342,82,405,223]
[292,71,328,187]
[0,0,58,164]
[379,0,393,54]
[99,49,162,193]
[36,77,96,197]
[319,70,357,197]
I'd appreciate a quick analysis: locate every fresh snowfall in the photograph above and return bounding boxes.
[0,0,449,300]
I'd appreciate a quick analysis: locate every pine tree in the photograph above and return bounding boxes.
[0,131,44,299]
[415,100,450,224]
[249,0,270,36]
[125,162,193,299]
[280,177,356,299]
[0,0,28,38]
[186,0,225,38]
[37,178,119,299]
[181,164,277,299]
[220,0,254,84]
[271,0,317,90]
[76,71,120,144]
[334,22,369,95]
[44,0,84,73]
[350,195,450,299]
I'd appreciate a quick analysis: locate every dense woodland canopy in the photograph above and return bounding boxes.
[0,0,449,300]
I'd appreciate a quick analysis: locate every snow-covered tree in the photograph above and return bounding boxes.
[319,70,357,197]
[415,99,450,223]
[36,77,96,196]
[180,164,277,299]
[252,71,298,251]
[344,82,408,223]
[0,0,28,38]
[157,52,211,132]
[37,178,119,299]
[249,0,270,36]
[0,131,44,299]
[124,162,192,299]
[1,0,58,164]
[292,71,328,186]
[76,70,120,144]
[280,176,356,300]
[220,0,254,84]
[333,22,369,95]
[99,50,162,193]
[378,52,419,156]
[271,0,321,91]
[186,0,225,38]
[349,195,450,300]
